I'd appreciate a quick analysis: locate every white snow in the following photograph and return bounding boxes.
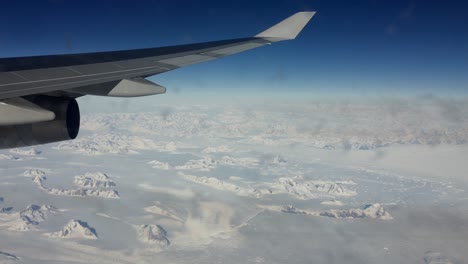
[46,188,120,199]
[320,200,345,206]
[147,160,171,170]
[53,132,191,156]
[280,205,318,215]
[259,203,392,220]
[257,204,317,216]
[33,174,119,199]
[22,168,48,178]
[74,172,116,188]
[269,177,357,200]
[1,100,467,262]
[48,220,98,239]
[138,183,195,199]
[74,99,468,151]
[178,173,356,200]
[271,155,287,165]
[136,224,170,248]
[9,148,41,156]
[175,157,217,171]
[175,156,258,171]
[144,202,184,222]
[1,204,58,231]
[178,172,266,198]
[219,156,259,167]
[20,204,47,224]
[202,145,233,153]
[163,141,178,152]
[0,154,22,161]
[54,134,158,155]
[320,204,393,220]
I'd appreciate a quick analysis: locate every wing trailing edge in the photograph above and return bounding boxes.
[72,78,166,97]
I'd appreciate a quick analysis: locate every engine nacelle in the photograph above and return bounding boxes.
[0,96,80,149]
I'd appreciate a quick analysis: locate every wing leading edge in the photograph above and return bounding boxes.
[0,12,315,100]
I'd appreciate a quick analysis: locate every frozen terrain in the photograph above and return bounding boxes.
[74,172,116,189]
[319,203,393,220]
[32,173,120,199]
[48,219,98,240]
[0,204,58,232]
[0,98,467,263]
[9,148,41,156]
[136,224,170,248]
[257,203,392,220]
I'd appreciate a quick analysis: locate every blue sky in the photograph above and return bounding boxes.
[0,0,467,98]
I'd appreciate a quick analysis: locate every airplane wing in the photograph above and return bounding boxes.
[0,11,315,148]
[0,12,314,100]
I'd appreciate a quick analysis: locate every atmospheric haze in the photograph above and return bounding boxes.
[1,95,467,264]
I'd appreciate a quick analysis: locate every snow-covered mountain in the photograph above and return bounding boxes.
[260,203,392,220]
[0,99,466,263]
[22,168,48,177]
[0,154,22,161]
[45,188,120,199]
[270,177,357,199]
[32,172,119,199]
[178,172,262,197]
[144,202,185,222]
[74,172,116,189]
[178,172,356,200]
[136,224,170,248]
[19,204,53,225]
[1,204,58,231]
[9,148,41,156]
[54,134,153,155]
[0,251,19,262]
[48,220,98,239]
[148,160,171,170]
[320,203,393,220]
[71,99,468,151]
[174,156,258,171]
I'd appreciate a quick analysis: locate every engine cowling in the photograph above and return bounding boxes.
[0,96,80,149]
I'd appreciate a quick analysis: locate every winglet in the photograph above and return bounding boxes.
[255,12,316,41]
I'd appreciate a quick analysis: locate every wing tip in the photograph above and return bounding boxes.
[255,11,316,41]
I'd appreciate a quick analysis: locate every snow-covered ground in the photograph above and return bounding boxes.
[32,172,120,199]
[136,224,170,248]
[0,98,467,264]
[47,219,98,240]
[257,203,393,220]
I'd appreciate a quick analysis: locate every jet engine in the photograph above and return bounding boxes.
[0,96,80,149]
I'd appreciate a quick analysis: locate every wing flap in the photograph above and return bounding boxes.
[72,78,166,97]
